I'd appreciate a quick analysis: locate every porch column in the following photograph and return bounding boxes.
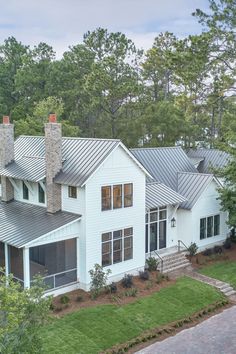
[4,243,9,276]
[23,247,30,289]
[76,237,79,282]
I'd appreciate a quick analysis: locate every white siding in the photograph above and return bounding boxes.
[177,180,228,251]
[14,180,46,207]
[82,146,146,288]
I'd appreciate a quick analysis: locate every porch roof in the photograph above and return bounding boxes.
[0,156,46,182]
[0,201,81,248]
[146,182,187,209]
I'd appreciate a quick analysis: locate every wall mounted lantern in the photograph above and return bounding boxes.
[171,217,176,227]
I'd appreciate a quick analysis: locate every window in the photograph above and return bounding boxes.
[38,184,45,203]
[113,185,122,209]
[102,186,111,211]
[145,206,167,252]
[101,227,133,266]
[68,186,77,199]
[200,214,220,239]
[22,182,29,200]
[101,183,133,211]
[124,183,133,207]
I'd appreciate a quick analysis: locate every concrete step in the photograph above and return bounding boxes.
[221,286,234,294]
[162,258,189,268]
[162,260,190,271]
[162,263,192,274]
[217,283,231,290]
[224,290,236,296]
[161,253,187,261]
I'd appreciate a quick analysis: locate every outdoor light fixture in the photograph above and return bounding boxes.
[171,217,176,227]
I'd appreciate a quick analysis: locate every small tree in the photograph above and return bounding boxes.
[0,270,52,354]
[89,264,111,299]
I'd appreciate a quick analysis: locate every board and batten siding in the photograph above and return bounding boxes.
[83,145,146,288]
[61,185,87,285]
[14,180,46,207]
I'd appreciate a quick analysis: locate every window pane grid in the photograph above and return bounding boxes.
[200,215,220,239]
[101,227,133,266]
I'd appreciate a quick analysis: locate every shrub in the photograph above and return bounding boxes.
[223,238,232,249]
[60,295,70,305]
[188,242,198,257]
[139,270,150,281]
[76,295,84,302]
[145,280,153,290]
[214,245,223,254]
[203,248,213,256]
[89,263,112,298]
[156,273,163,284]
[146,257,159,271]
[124,288,138,297]
[121,274,133,288]
[109,282,118,293]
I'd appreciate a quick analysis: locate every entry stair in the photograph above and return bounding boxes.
[153,249,192,273]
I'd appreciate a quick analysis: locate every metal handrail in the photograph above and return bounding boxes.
[150,250,164,273]
[178,240,189,253]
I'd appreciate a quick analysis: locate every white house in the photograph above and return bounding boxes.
[0,116,229,296]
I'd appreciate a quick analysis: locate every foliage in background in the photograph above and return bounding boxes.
[0,271,51,354]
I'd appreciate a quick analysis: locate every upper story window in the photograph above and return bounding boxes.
[38,184,45,204]
[200,214,220,240]
[68,186,77,199]
[124,183,133,207]
[22,182,29,200]
[101,183,133,211]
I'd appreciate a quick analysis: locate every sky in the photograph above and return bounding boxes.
[0,0,210,58]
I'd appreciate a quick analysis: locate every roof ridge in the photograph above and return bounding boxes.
[131,146,182,151]
[177,171,213,177]
[18,135,120,142]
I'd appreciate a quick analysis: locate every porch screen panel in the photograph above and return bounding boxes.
[30,238,77,290]
[8,246,24,283]
[0,242,5,270]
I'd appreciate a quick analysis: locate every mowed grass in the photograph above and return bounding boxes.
[41,277,224,354]
[200,261,236,289]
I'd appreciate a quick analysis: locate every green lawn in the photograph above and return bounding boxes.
[200,261,236,289]
[41,277,224,354]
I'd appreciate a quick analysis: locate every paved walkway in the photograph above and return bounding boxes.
[136,305,236,354]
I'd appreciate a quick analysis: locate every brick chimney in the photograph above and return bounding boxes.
[45,114,62,213]
[0,116,14,202]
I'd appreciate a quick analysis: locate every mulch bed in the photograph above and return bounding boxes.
[52,271,175,316]
[189,242,236,269]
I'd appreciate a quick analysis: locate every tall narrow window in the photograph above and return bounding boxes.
[68,186,77,199]
[124,227,133,260]
[38,184,45,203]
[101,232,112,266]
[101,186,111,211]
[113,230,122,263]
[22,182,29,200]
[207,216,213,237]
[113,185,122,209]
[124,183,133,207]
[214,215,220,235]
[200,218,206,239]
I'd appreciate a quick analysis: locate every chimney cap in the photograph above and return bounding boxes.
[3,116,10,125]
[49,113,57,123]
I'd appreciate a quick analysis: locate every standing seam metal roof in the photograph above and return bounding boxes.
[131,147,197,190]
[14,136,121,186]
[177,172,215,209]
[0,201,81,248]
[146,183,187,209]
[0,156,46,182]
[186,149,230,174]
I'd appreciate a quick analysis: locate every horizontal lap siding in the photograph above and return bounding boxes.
[85,146,146,285]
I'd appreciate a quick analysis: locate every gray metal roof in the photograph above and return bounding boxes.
[0,156,45,182]
[14,136,120,186]
[146,182,187,209]
[0,201,80,248]
[131,147,197,190]
[186,149,230,174]
[188,157,204,169]
[177,172,216,209]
